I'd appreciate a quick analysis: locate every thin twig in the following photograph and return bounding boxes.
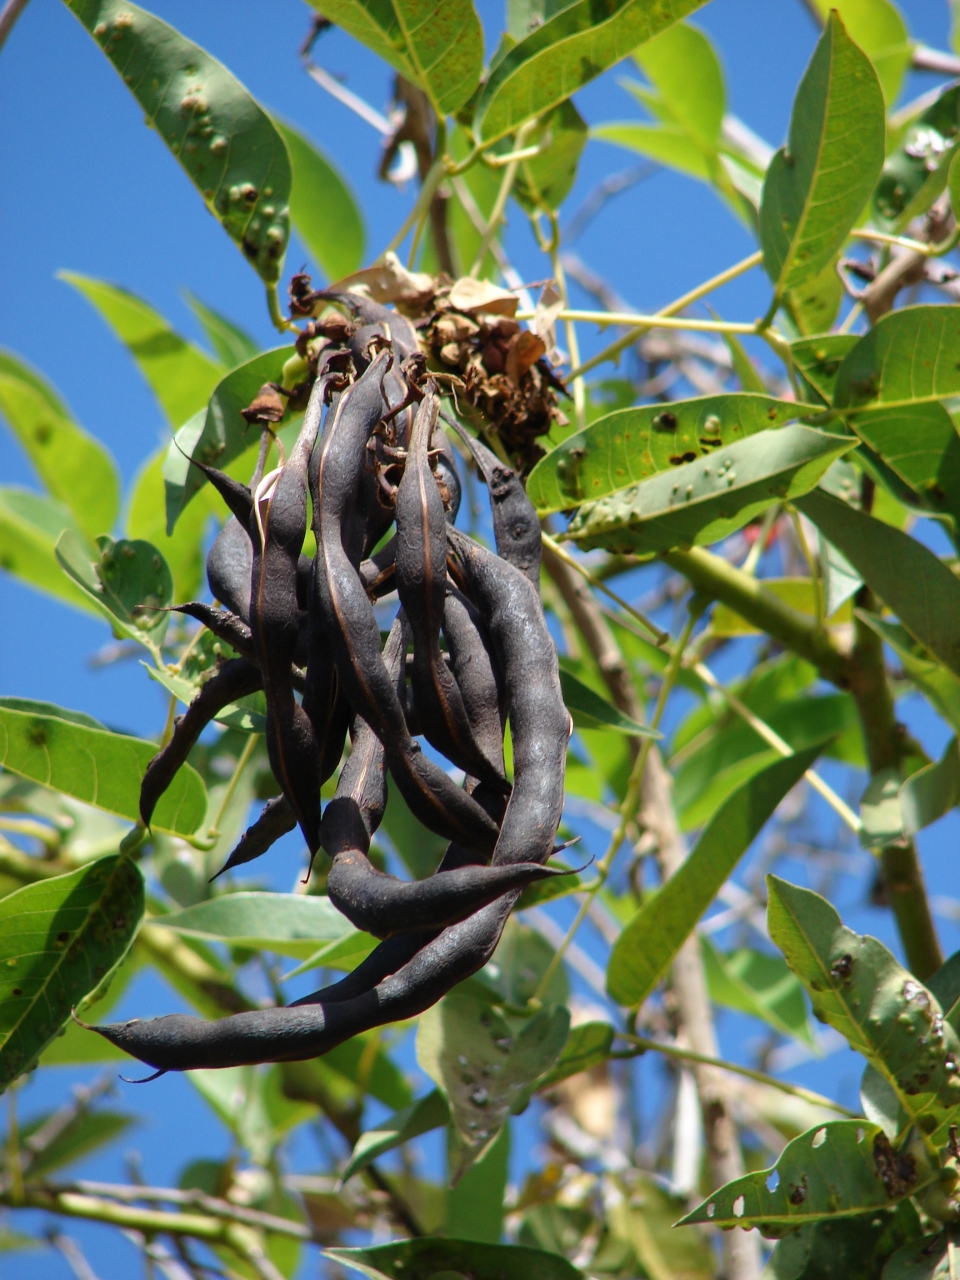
[0,0,29,53]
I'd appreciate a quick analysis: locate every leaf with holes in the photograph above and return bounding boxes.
[679,1121,932,1236]
[274,119,365,282]
[475,0,708,144]
[0,361,119,541]
[416,984,569,1179]
[759,12,885,297]
[163,346,295,530]
[63,1,291,282]
[0,855,144,1091]
[56,531,173,647]
[833,306,960,412]
[527,394,812,513]
[767,876,960,1151]
[797,488,960,680]
[565,426,854,560]
[607,747,823,1006]
[0,701,206,836]
[60,273,224,428]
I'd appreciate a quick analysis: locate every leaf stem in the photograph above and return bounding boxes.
[530,613,696,1005]
[469,121,537,277]
[0,0,29,54]
[563,249,763,381]
[615,1033,858,1116]
[265,284,292,335]
[206,733,259,841]
[541,533,667,644]
[849,227,960,258]
[527,309,758,334]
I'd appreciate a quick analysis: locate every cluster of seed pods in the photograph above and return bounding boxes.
[92,293,572,1074]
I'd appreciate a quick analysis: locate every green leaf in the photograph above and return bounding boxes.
[605,1170,715,1280]
[514,99,588,213]
[702,936,815,1046]
[724,332,766,394]
[0,703,206,835]
[16,1109,136,1179]
[680,1120,931,1234]
[759,12,885,296]
[322,1032,413,1110]
[477,918,569,1010]
[565,425,854,559]
[0,1229,42,1252]
[0,349,67,416]
[127,448,217,601]
[60,273,224,429]
[183,292,259,368]
[634,20,724,153]
[592,120,714,181]
[559,661,657,737]
[527,394,810,514]
[767,876,960,1150]
[303,0,415,82]
[791,334,860,405]
[39,951,141,1064]
[797,488,960,679]
[163,347,294,530]
[0,488,101,614]
[416,985,569,1179]
[273,119,365,282]
[446,1124,509,1242]
[860,615,960,735]
[392,0,483,116]
[833,306,960,412]
[62,1,291,283]
[155,892,364,960]
[0,854,144,1090]
[342,1089,450,1184]
[711,579,854,635]
[0,367,119,540]
[475,0,708,145]
[899,737,960,837]
[607,746,823,1007]
[882,1228,957,1280]
[875,85,960,228]
[782,257,844,338]
[534,1020,614,1091]
[859,767,904,850]
[56,531,173,647]
[328,1239,586,1280]
[808,0,912,105]
[846,402,960,532]
[186,1063,314,1165]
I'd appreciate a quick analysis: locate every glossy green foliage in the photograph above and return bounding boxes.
[900,737,960,836]
[417,982,569,1178]
[0,355,119,540]
[702,937,815,1046]
[0,701,206,835]
[475,0,708,143]
[833,306,960,411]
[791,334,861,403]
[393,0,484,115]
[847,402,960,531]
[56,532,173,648]
[446,1124,510,1242]
[0,855,144,1090]
[164,346,294,529]
[798,488,960,679]
[329,1239,586,1280]
[761,13,884,297]
[768,877,960,1150]
[534,1021,615,1091]
[61,273,224,428]
[681,1120,931,1235]
[126,449,218,602]
[0,489,101,614]
[565,425,854,557]
[156,892,367,962]
[875,84,960,227]
[528,394,811,513]
[274,120,365,282]
[513,100,588,213]
[559,662,657,736]
[342,1089,450,1183]
[64,0,291,282]
[763,1204,920,1280]
[607,747,822,1006]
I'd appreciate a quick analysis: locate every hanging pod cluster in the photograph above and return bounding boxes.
[93,290,572,1073]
